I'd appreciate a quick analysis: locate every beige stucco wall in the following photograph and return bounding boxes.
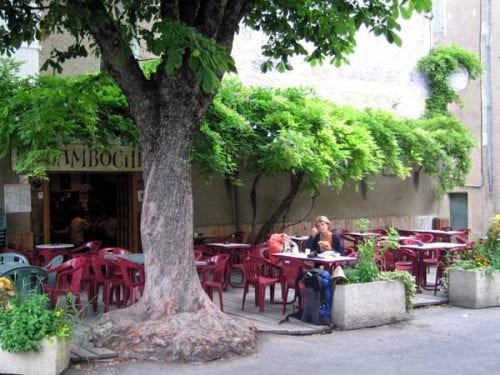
[38,33,100,76]
[232,17,430,119]
[193,169,440,237]
[432,0,498,236]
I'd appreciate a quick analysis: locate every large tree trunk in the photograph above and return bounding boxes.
[254,172,304,244]
[92,71,256,361]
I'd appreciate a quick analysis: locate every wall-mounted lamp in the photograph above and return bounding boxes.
[29,177,42,191]
[448,65,469,91]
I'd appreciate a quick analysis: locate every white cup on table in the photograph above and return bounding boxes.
[305,248,311,256]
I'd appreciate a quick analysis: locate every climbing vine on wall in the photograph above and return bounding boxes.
[417,44,482,116]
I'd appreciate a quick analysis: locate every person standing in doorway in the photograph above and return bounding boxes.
[99,211,118,247]
[69,207,91,246]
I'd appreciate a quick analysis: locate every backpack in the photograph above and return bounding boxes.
[267,233,298,265]
[279,268,333,326]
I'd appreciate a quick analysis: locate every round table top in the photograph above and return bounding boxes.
[205,242,252,249]
[35,243,74,250]
[290,236,310,241]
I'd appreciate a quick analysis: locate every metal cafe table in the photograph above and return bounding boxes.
[274,252,357,272]
[400,242,467,292]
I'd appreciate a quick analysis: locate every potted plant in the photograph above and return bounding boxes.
[448,215,500,308]
[0,277,74,375]
[354,218,371,233]
[333,238,415,330]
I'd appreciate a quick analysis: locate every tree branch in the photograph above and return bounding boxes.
[72,0,156,123]
[195,0,227,38]
[215,0,254,48]
[255,172,304,244]
[279,191,318,232]
[192,0,253,49]
[248,173,262,242]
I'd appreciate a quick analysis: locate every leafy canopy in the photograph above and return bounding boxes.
[194,78,475,194]
[0,61,137,177]
[0,59,474,196]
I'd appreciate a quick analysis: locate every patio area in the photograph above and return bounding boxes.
[71,270,448,363]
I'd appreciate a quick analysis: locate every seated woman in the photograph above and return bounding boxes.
[304,215,344,255]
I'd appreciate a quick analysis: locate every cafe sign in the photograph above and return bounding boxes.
[46,145,142,172]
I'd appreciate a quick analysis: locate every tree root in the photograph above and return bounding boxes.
[89,306,257,362]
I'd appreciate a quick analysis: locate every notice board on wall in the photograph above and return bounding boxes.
[4,184,31,213]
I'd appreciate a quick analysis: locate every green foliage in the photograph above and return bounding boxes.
[0,60,137,177]
[409,115,475,193]
[0,294,74,353]
[452,215,500,272]
[141,21,236,93]
[342,238,415,311]
[0,58,23,98]
[246,0,431,71]
[384,226,401,249]
[344,239,379,283]
[194,78,475,196]
[417,44,482,116]
[354,218,370,232]
[378,270,416,312]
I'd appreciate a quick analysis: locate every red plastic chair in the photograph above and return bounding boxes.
[412,235,441,289]
[115,257,145,307]
[87,255,124,312]
[70,240,103,256]
[241,255,281,313]
[415,233,434,243]
[200,255,229,311]
[38,249,69,267]
[374,241,397,272]
[45,257,89,311]
[455,229,474,249]
[194,249,203,261]
[396,239,419,275]
[229,244,266,286]
[260,247,270,259]
[278,259,305,314]
[194,244,217,257]
[98,247,131,257]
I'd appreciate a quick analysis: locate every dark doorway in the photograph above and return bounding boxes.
[450,193,468,229]
[49,173,132,249]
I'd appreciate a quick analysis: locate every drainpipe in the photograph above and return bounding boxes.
[484,0,494,192]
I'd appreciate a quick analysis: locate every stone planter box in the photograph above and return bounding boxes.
[332,280,406,330]
[0,337,71,375]
[449,269,500,308]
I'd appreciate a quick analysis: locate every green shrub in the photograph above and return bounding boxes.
[0,293,74,353]
[344,239,378,283]
[451,215,500,273]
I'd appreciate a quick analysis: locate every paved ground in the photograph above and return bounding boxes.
[66,305,500,375]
